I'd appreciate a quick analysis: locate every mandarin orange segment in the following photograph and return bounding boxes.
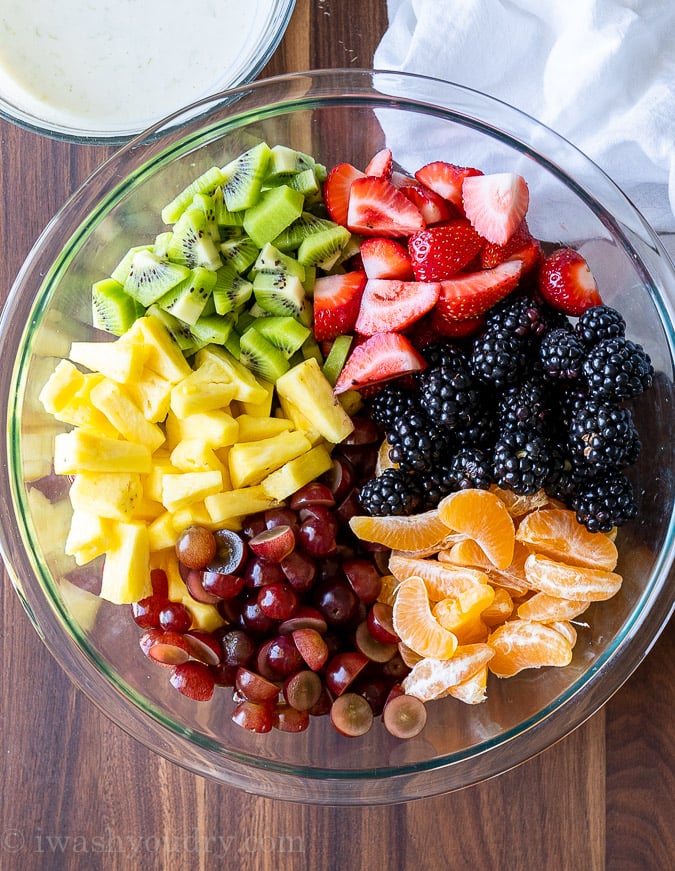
[524,552,622,601]
[438,489,515,569]
[517,591,590,622]
[487,619,573,677]
[398,641,424,668]
[489,484,550,517]
[376,574,402,606]
[349,509,451,552]
[480,586,515,626]
[515,507,618,571]
[388,552,489,601]
[549,620,577,648]
[439,537,530,595]
[446,665,489,704]
[401,643,494,703]
[432,584,494,644]
[391,575,458,659]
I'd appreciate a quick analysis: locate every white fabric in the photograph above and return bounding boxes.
[373,0,675,239]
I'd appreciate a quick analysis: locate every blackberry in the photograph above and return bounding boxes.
[417,359,482,433]
[492,430,552,495]
[470,330,529,389]
[575,304,626,348]
[357,468,421,516]
[498,378,553,436]
[485,294,548,340]
[567,400,640,470]
[544,452,582,505]
[369,384,418,430]
[557,384,591,426]
[453,400,497,448]
[572,469,638,533]
[387,411,451,473]
[416,465,456,510]
[539,327,585,380]
[419,341,470,371]
[448,446,493,490]
[582,336,654,401]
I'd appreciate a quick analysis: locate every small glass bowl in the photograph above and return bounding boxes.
[0,69,673,804]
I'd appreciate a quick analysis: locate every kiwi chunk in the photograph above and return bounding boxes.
[251,316,311,358]
[161,165,226,225]
[157,266,216,326]
[220,236,259,274]
[322,335,353,386]
[190,192,220,242]
[252,272,311,325]
[166,209,222,271]
[254,242,306,282]
[92,278,142,336]
[297,224,351,270]
[212,263,253,315]
[213,186,245,231]
[124,250,191,307]
[145,304,199,352]
[190,314,235,346]
[243,185,304,248]
[110,245,153,285]
[221,141,272,212]
[153,232,173,259]
[265,145,316,180]
[271,212,337,253]
[239,326,290,382]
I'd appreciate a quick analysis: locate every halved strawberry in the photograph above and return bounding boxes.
[323,162,366,226]
[415,161,482,211]
[538,248,602,316]
[399,181,454,224]
[462,172,529,245]
[347,176,425,238]
[433,259,523,323]
[360,237,414,280]
[355,278,441,336]
[480,218,542,273]
[313,270,367,341]
[333,332,427,394]
[408,219,484,281]
[429,312,487,339]
[365,147,393,179]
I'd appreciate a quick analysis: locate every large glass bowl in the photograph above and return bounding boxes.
[0,69,673,805]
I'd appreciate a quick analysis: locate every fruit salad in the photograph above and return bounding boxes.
[36,140,654,740]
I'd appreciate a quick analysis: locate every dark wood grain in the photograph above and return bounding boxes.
[0,2,673,869]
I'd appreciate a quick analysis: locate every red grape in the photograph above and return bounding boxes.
[330,692,374,737]
[169,661,215,701]
[176,525,217,569]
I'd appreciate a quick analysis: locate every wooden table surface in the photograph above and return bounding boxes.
[0,3,673,869]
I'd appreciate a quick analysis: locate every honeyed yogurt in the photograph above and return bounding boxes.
[0,0,280,135]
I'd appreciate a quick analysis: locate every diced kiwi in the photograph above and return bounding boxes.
[254,242,306,282]
[212,262,253,315]
[239,326,290,382]
[224,329,241,359]
[221,141,272,212]
[157,266,216,326]
[124,249,191,307]
[265,145,316,180]
[252,272,311,325]
[271,211,337,252]
[322,335,353,386]
[213,186,245,231]
[110,245,153,285]
[243,185,304,248]
[166,209,222,271]
[251,316,311,358]
[153,232,173,259]
[161,165,226,225]
[297,224,351,270]
[92,278,142,336]
[220,236,259,274]
[302,265,317,295]
[145,304,198,352]
[190,192,220,242]
[189,314,235,346]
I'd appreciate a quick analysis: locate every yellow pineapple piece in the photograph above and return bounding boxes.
[205,484,280,524]
[161,469,223,513]
[122,317,191,384]
[194,345,268,404]
[90,378,166,452]
[69,471,143,520]
[171,501,241,532]
[236,414,293,442]
[124,367,173,423]
[22,425,61,482]
[174,409,239,447]
[43,372,120,438]
[261,444,334,502]
[276,358,354,444]
[148,511,178,551]
[276,394,323,445]
[170,368,238,419]
[58,578,102,632]
[65,509,112,565]
[238,378,274,417]
[155,551,225,632]
[131,497,165,523]
[54,430,152,475]
[38,359,85,414]
[143,457,179,503]
[170,439,227,475]
[228,429,312,488]
[100,521,152,604]
[69,338,147,384]
[338,389,364,416]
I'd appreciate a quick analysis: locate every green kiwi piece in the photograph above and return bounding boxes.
[221,141,272,212]
[254,242,306,282]
[302,265,317,295]
[157,266,216,326]
[189,314,235,347]
[213,186,245,231]
[239,326,290,382]
[322,335,353,386]
[234,309,257,336]
[166,209,222,271]
[212,262,253,315]
[92,278,142,336]
[153,232,173,259]
[190,192,220,242]
[110,245,153,285]
[252,272,311,325]
[145,304,199,352]
[161,165,226,225]
[265,145,316,180]
[251,316,310,358]
[271,212,337,253]
[124,249,191,307]
[224,329,241,359]
[243,185,304,248]
[297,224,351,270]
[220,236,259,274]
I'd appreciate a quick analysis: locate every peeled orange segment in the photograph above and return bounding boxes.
[480,586,514,626]
[549,620,578,648]
[398,641,424,668]
[515,508,618,571]
[388,552,490,600]
[517,591,590,622]
[376,574,402,606]
[401,643,494,702]
[392,576,458,659]
[446,665,489,704]
[487,619,573,677]
[432,584,495,644]
[349,509,451,552]
[489,484,550,517]
[524,552,622,601]
[438,488,515,570]
[439,537,530,595]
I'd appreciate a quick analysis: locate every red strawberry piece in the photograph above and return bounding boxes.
[355,278,441,336]
[360,237,414,280]
[365,147,393,179]
[538,247,602,316]
[462,172,529,245]
[323,162,366,226]
[399,180,454,225]
[313,270,367,341]
[333,332,427,394]
[429,311,486,339]
[347,176,425,238]
[415,161,483,211]
[408,219,484,281]
[480,218,542,273]
[433,259,523,323]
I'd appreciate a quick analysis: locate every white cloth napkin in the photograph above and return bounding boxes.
[374,0,675,241]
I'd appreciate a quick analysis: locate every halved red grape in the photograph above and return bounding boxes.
[232,700,273,733]
[264,635,304,678]
[312,578,359,626]
[280,549,317,593]
[185,630,221,665]
[169,661,215,701]
[382,693,427,739]
[243,556,285,588]
[201,569,245,600]
[132,595,169,629]
[264,507,298,530]
[354,621,398,663]
[367,601,399,644]
[324,651,369,697]
[283,669,323,711]
[291,627,329,671]
[330,692,374,737]
[290,481,335,509]
[342,416,379,445]
[176,525,217,570]
[150,567,169,598]
[209,528,248,574]
[321,456,356,503]
[273,704,310,733]
[248,524,296,563]
[235,667,281,703]
[143,630,191,666]
[277,606,328,635]
[185,569,221,605]
[220,628,257,668]
[342,557,382,604]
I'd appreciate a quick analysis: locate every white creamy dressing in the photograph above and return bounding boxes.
[0,0,276,133]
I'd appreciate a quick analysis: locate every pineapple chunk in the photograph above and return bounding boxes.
[69,471,143,520]
[22,425,61,482]
[58,578,102,632]
[123,317,191,384]
[276,394,323,445]
[65,509,112,565]
[173,409,239,447]
[194,345,268,404]
[100,521,152,604]
[148,511,178,551]
[43,372,120,439]
[155,551,225,631]
[228,429,312,488]
[171,500,241,532]
[69,338,147,384]
[143,458,179,503]
[161,470,223,513]
[131,497,165,523]
[124,367,173,423]
[90,378,166,452]
[39,359,85,414]
[205,485,280,524]
[236,414,293,442]
[170,439,227,475]
[54,430,152,475]
[276,358,354,444]
[170,369,237,419]
[261,444,334,502]
[238,378,274,417]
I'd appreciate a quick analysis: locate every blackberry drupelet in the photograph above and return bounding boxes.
[492,430,553,495]
[369,383,419,431]
[452,400,497,448]
[498,378,553,436]
[417,361,483,433]
[357,468,421,516]
[567,400,640,470]
[572,469,638,533]
[484,294,548,340]
[419,341,470,371]
[544,452,582,505]
[387,411,451,473]
[575,304,626,348]
[539,328,585,380]
[415,464,456,510]
[582,336,654,400]
[448,446,493,490]
[470,329,529,389]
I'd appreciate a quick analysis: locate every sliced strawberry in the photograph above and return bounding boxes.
[538,248,602,316]
[462,172,529,245]
[408,219,484,282]
[313,270,367,341]
[355,279,441,336]
[323,162,366,226]
[415,161,482,211]
[360,237,414,280]
[399,181,454,225]
[347,176,425,238]
[480,218,542,273]
[429,312,486,339]
[433,259,523,323]
[364,147,393,179]
[333,332,427,394]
